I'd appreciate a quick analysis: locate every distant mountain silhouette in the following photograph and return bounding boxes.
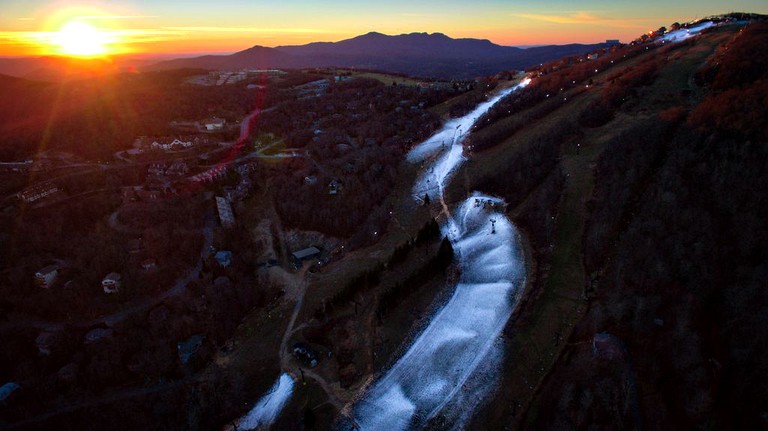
[277,31,510,58]
[149,45,300,72]
[0,32,616,80]
[145,32,616,79]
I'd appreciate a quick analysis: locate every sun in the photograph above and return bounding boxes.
[54,21,110,57]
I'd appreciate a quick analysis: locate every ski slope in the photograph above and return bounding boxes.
[233,373,294,430]
[350,80,529,430]
[662,21,715,43]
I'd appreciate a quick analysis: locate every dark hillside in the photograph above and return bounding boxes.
[0,69,264,160]
[471,21,768,430]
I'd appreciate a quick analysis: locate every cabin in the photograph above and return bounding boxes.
[102,272,122,294]
[292,342,318,367]
[291,247,321,267]
[203,117,225,131]
[328,180,343,195]
[18,182,60,203]
[35,265,59,288]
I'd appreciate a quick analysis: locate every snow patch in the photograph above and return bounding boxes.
[662,21,715,43]
[234,373,294,430]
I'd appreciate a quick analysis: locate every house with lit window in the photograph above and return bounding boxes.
[35,265,59,288]
[102,272,122,294]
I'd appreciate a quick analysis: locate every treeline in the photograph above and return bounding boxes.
[0,69,310,160]
[472,118,573,209]
[376,237,454,318]
[689,22,768,141]
[470,90,576,152]
[572,27,768,427]
[583,116,673,272]
[469,41,670,150]
[583,116,768,429]
[447,79,498,118]
[312,218,442,320]
[389,218,441,265]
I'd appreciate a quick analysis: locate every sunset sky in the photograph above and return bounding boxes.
[2,0,767,57]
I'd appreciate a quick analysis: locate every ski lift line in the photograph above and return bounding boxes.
[351,80,529,429]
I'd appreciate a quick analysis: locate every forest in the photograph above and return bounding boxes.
[0,69,319,160]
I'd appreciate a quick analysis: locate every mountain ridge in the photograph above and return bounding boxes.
[0,31,616,80]
[145,31,616,79]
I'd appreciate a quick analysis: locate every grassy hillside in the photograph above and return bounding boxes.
[447,21,768,430]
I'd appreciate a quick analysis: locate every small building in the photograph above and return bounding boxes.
[328,180,343,195]
[291,247,321,267]
[102,272,122,294]
[150,138,193,152]
[203,117,226,131]
[292,342,318,367]
[35,265,59,288]
[214,251,233,268]
[587,53,599,60]
[18,182,60,203]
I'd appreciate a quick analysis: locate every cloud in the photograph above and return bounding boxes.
[162,26,330,34]
[0,28,183,49]
[0,31,55,46]
[79,15,160,20]
[17,17,36,21]
[514,12,644,28]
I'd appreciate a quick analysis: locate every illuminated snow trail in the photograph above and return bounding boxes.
[351,81,529,430]
[662,21,715,43]
[409,79,530,206]
[234,373,294,430]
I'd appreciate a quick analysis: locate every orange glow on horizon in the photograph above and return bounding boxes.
[4,3,740,58]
